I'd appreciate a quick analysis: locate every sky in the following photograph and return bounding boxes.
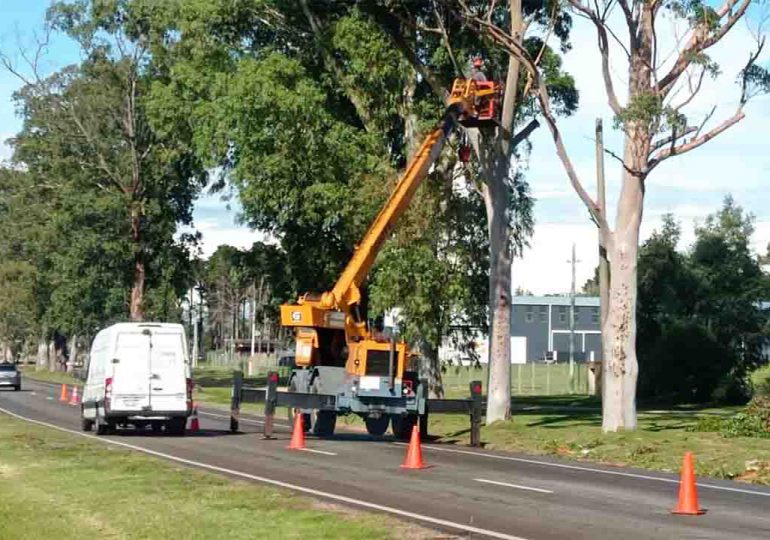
[2,2,769,295]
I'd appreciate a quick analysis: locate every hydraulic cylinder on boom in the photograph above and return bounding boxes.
[279,77,501,439]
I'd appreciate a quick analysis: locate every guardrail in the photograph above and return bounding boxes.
[229,371,484,447]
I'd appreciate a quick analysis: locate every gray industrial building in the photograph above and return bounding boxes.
[511,296,602,363]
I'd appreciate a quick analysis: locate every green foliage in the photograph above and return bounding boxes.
[637,200,769,404]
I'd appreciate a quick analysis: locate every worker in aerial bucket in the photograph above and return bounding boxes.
[470,57,487,82]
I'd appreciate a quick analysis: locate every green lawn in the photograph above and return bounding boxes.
[0,414,429,539]
[425,405,770,485]
[19,366,80,386]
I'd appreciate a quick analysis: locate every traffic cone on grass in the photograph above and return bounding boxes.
[68,386,80,406]
[672,452,706,515]
[59,384,68,402]
[189,406,200,433]
[287,411,306,450]
[401,425,426,469]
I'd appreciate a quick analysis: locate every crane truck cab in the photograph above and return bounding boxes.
[280,77,500,440]
[81,323,192,435]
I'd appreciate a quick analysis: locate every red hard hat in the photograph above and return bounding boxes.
[473,57,483,67]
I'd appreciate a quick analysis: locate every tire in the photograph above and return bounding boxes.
[166,417,186,436]
[313,410,337,437]
[95,415,109,435]
[81,408,94,432]
[14,385,20,392]
[391,414,417,441]
[365,415,390,436]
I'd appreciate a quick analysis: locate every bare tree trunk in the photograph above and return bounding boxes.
[129,203,145,321]
[418,337,444,398]
[481,0,522,424]
[602,130,645,431]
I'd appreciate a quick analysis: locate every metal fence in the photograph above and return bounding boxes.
[442,362,597,397]
[204,351,293,378]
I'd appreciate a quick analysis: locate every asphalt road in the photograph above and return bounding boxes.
[2,379,770,540]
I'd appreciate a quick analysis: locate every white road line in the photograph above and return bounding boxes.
[474,478,553,494]
[0,406,527,540]
[300,448,337,456]
[30,392,36,396]
[46,397,53,400]
[395,443,770,498]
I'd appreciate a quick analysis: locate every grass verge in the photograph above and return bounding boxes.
[427,405,770,485]
[19,366,80,386]
[0,414,431,539]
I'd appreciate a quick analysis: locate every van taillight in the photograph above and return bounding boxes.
[104,377,113,410]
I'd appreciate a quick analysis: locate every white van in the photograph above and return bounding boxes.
[81,323,192,435]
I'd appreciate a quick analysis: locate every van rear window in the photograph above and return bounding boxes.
[0,364,16,371]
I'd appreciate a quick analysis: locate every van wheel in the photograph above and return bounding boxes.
[81,409,94,432]
[14,385,20,391]
[167,417,186,436]
[95,416,110,435]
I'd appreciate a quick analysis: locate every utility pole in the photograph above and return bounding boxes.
[568,243,580,393]
[192,287,199,369]
[250,281,257,357]
[596,119,609,328]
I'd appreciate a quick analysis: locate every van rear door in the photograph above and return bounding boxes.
[112,331,152,411]
[148,330,187,413]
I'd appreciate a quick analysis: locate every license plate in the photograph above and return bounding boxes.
[359,376,381,390]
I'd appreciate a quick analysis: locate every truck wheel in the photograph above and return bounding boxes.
[391,414,417,441]
[313,411,337,437]
[365,415,389,436]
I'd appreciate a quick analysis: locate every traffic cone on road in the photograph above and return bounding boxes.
[59,384,68,402]
[672,452,706,515]
[401,425,426,469]
[287,412,306,450]
[189,406,200,433]
[68,386,80,406]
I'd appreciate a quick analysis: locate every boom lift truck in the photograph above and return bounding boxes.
[279,77,501,439]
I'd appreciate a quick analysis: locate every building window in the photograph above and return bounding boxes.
[559,306,567,323]
[525,306,534,323]
[592,307,599,324]
[539,306,547,323]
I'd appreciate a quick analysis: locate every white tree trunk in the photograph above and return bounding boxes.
[601,158,643,431]
[484,179,512,423]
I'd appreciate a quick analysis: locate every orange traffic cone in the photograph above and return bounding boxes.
[68,386,80,406]
[287,411,306,450]
[189,406,200,433]
[401,425,426,469]
[672,452,706,515]
[59,384,68,402]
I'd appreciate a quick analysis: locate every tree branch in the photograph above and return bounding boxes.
[649,126,698,151]
[458,3,609,233]
[646,108,745,172]
[657,0,752,96]
[565,0,623,115]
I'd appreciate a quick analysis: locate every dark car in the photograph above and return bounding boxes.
[0,363,21,391]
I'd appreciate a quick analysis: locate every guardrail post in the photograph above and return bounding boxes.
[418,378,429,438]
[263,371,279,439]
[469,380,482,447]
[230,370,243,433]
